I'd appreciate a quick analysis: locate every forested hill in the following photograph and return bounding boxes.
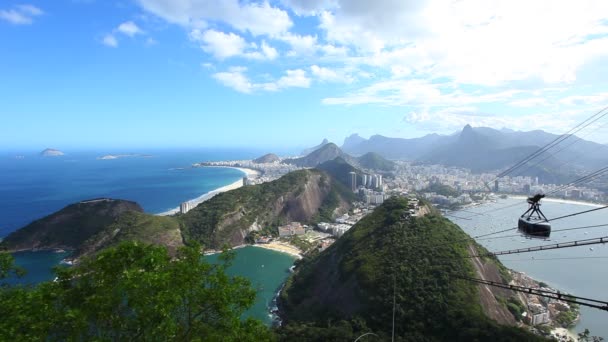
[178,168,356,249]
[278,197,543,341]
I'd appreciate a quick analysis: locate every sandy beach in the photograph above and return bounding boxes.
[253,241,303,259]
[156,166,260,216]
[509,195,604,208]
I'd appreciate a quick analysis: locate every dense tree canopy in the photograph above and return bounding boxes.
[0,242,274,341]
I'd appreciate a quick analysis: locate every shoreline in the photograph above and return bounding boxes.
[156,166,261,216]
[252,242,303,259]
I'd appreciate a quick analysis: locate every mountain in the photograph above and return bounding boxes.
[180,169,355,248]
[40,148,64,157]
[285,143,353,167]
[316,157,361,189]
[287,143,396,172]
[341,133,366,151]
[342,125,608,179]
[253,153,280,164]
[301,138,329,156]
[278,197,542,341]
[342,133,445,159]
[0,199,143,253]
[2,168,358,256]
[356,152,396,171]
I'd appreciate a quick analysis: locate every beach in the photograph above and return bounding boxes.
[253,241,303,259]
[156,166,260,216]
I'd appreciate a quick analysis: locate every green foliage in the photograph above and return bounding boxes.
[356,152,396,171]
[280,197,544,341]
[287,236,314,253]
[424,182,460,197]
[578,328,605,342]
[78,211,183,256]
[0,242,274,341]
[0,199,142,251]
[180,169,353,249]
[180,170,309,248]
[555,310,578,328]
[0,252,25,282]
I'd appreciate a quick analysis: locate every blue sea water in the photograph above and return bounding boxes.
[8,247,295,326]
[0,149,260,238]
[448,198,608,338]
[1,148,296,326]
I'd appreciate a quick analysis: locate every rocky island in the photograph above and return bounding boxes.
[39,148,64,157]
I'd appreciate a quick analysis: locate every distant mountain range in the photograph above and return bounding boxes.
[341,125,608,181]
[284,143,396,172]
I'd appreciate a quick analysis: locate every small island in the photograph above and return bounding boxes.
[97,154,152,160]
[40,148,64,157]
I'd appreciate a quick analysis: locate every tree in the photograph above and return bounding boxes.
[578,328,604,342]
[0,242,275,341]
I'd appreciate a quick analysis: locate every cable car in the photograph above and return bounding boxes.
[518,194,551,238]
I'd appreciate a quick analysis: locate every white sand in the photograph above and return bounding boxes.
[156,166,260,216]
[253,242,303,259]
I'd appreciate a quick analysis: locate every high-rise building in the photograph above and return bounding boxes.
[371,175,379,189]
[349,172,357,192]
[377,175,383,188]
[494,180,499,192]
[362,174,368,188]
[243,177,248,186]
[180,201,193,214]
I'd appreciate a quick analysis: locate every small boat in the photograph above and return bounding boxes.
[518,194,551,238]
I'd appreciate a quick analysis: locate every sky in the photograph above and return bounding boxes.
[1,0,608,150]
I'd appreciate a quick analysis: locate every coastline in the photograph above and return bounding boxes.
[252,242,302,259]
[156,166,261,216]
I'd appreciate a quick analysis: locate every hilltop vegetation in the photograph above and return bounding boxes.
[356,152,396,171]
[180,169,352,248]
[0,242,273,341]
[278,197,543,341]
[0,199,143,253]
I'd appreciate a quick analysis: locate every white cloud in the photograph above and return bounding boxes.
[310,65,353,83]
[212,68,311,93]
[559,92,608,106]
[280,33,318,56]
[276,69,311,89]
[102,34,118,47]
[117,21,144,37]
[261,41,278,60]
[194,29,247,60]
[136,0,292,36]
[213,67,254,93]
[0,4,43,25]
[282,0,337,16]
[191,29,279,61]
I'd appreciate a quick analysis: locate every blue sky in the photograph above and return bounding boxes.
[1,0,608,150]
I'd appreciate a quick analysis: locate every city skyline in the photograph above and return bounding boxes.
[1,0,608,149]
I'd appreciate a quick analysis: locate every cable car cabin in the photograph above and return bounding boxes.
[518,194,551,238]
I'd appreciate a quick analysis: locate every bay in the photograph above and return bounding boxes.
[448,197,608,338]
[8,246,295,326]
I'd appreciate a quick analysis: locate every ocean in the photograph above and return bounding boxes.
[1,149,296,325]
[447,198,608,338]
[0,149,260,237]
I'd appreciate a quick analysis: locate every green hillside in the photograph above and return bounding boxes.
[0,199,143,253]
[356,152,396,171]
[278,197,543,341]
[180,169,354,248]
